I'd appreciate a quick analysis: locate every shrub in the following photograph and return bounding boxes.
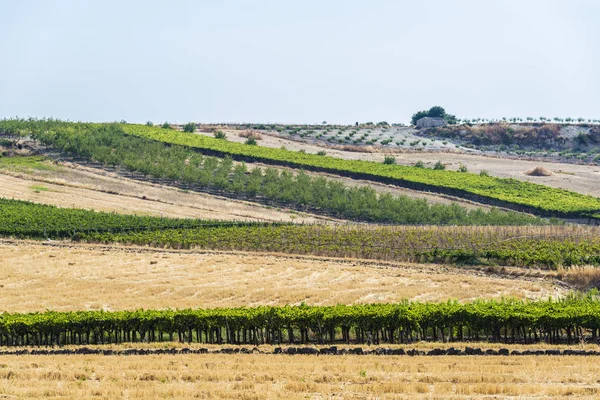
[458,163,468,173]
[183,123,196,133]
[414,161,425,168]
[239,131,263,140]
[525,166,552,176]
[317,151,327,156]
[145,121,154,127]
[245,137,257,146]
[480,170,490,177]
[433,161,445,170]
[161,122,172,130]
[213,131,227,140]
[383,156,396,165]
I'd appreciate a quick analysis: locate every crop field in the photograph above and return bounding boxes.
[119,123,600,218]
[0,242,559,312]
[0,120,551,225]
[0,353,599,399]
[80,224,600,269]
[1,195,600,268]
[3,119,600,219]
[2,118,600,399]
[0,161,323,223]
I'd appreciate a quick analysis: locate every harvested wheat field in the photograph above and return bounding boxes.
[0,241,563,312]
[0,353,598,399]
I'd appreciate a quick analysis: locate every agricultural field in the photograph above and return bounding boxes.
[194,125,600,198]
[0,242,561,312]
[0,158,325,223]
[1,118,600,399]
[2,353,600,399]
[4,120,600,219]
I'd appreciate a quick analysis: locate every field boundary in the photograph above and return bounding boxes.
[0,346,597,357]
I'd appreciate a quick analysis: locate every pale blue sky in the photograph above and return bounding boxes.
[1,0,598,124]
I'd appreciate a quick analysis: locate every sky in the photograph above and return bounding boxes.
[1,0,598,124]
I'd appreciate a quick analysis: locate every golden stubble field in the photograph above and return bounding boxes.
[0,353,599,399]
[0,241,563,312]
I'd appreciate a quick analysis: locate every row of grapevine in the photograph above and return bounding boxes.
[79,224,600,269]
[2,296,600,347]
[0,195,596,268]
[0,119,549,225]
[0,198,281,239]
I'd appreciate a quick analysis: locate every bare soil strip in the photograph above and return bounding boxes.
[0,346,598,357]
[0,241,563,312]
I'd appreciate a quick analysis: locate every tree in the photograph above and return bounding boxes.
[410,111,429,125]
[410,106,456,125]
[427,106,446,118]
[183,122,196,133]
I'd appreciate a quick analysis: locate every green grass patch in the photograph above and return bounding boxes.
[30,185,49,193]
[0,156,58,171]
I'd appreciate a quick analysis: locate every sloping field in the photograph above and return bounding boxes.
[0,162,326,223]
[201,129,600,198]
[0,242,561,312]
[118,124,600,218]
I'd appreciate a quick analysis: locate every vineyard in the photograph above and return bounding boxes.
[1,119,600,220]
[1,295,599,346]
[0,198,281,239]
[77,224,600,269]
[0,197,599,268]
[0,120,549,226]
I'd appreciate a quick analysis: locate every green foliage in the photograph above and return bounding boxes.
[411,110,429,125]
[161,122,172,130]
[383,156,396,165]
[433,161,446,170]
[145,121,154,127]
[414,161,425,168]
[0,197,263,239]
[427,106,446,118]
[480,170,490,177]
[0,156,57,171]
[411,106,457,125]
[458,163,468,173]
[317,150,327,156]
[213,130,227,140]
[29,127,549,225]
[78,224,600,270]
[4,119,600,218]
[2,297,600,346]
[182,122,196,133]
[245,137,258,145]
